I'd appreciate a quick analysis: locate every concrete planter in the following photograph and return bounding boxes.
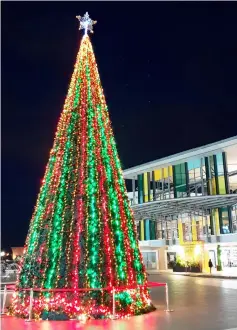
[173,265,202,273]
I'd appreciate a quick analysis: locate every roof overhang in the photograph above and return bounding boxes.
[123,136,237,179]
[132,194,237,220]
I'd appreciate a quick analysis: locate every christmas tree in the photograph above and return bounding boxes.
[11,13,154,320]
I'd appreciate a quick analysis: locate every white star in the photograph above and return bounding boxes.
[76,12,97,35]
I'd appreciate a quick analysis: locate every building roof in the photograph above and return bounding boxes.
[123,136,237,179]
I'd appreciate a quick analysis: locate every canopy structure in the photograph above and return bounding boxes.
[132,194,237,220]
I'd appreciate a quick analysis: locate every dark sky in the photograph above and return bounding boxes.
[2,2,237,249]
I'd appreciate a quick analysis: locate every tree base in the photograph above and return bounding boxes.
[9,286,156,320]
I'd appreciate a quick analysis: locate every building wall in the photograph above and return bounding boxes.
[131,147,237,271]
[135,150,237,237]
[11,247,24,259]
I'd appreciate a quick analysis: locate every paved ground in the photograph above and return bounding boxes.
[149,268,237,279]
[1,273,237,330]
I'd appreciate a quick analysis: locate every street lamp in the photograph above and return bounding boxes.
[0,251,6,257]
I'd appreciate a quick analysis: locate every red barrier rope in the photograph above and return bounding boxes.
[148,282,166,287]
[12,282,166,293]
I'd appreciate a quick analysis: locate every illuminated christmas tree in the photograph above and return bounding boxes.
[11,13,154,320]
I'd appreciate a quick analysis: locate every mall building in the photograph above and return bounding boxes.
[124,136,237,273]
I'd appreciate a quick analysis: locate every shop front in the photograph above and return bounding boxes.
[167,241,204,272]
[205,243,237,272]
[220,245,237,268]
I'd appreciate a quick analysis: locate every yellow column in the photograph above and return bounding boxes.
[168,166,173,177]
[143,173,148,202]
[214,209,220,235]
[211,178,217,195]
[154,169,162,181]
[178,220,184,244]
[218,176,226,194]
[140,220,145,241]
[203,250,209,272]
[163,167,168,179]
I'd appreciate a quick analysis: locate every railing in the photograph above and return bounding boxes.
[0,284,15,316]
[0,282,173,321]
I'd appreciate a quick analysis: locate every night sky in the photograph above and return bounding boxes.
[2,2,237,249]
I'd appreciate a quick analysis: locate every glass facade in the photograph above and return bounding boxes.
[134,150,237,240]
[136,213,214,242]
[137,219,157,241]
[141,252,157,270]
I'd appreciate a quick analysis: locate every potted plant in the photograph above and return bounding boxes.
[190,261,201,273]
[173,257,186,272]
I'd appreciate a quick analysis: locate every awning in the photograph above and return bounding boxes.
[132,194,237,220]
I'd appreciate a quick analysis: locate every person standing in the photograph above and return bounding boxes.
[208,259,213,274]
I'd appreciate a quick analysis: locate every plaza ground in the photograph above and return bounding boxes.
[1,273,237,330]
[149,268,237,279]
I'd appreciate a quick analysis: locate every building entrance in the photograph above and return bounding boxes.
[141,251,157,270]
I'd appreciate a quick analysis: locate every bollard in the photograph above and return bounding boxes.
[164,283,174,312]
[1,285,7,315]
[112,287,116,319]
[25,289,33,322]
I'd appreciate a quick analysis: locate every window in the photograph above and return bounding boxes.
[153,167,174,200]
[220,207,230,234]
[174,163,187,198]
[156,222,163,239]
[188,158,205,197]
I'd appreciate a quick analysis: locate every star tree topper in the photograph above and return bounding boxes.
[76,12,97,35]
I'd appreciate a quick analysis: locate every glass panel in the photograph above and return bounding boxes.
[216,153,224,175]
[172,220,178,238]
[232,205,237,233]
[145,219,150,240]
[142,252,157,270]
[148,252,157,269]
[202,162,208,195]
[142,252,148,267]
[221,207,230,234]
[174,163,187,198]
[188,161,194,170]
[138,174,143,204]
[156,222,162,239]
[196,217,204,240]
[154,167,174,200]
[189,169,195,182]
[195,167,201,179]
[193,159,201,169]
[188,161,203,197]
[166,221,172,239]
[150,221,156,240]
